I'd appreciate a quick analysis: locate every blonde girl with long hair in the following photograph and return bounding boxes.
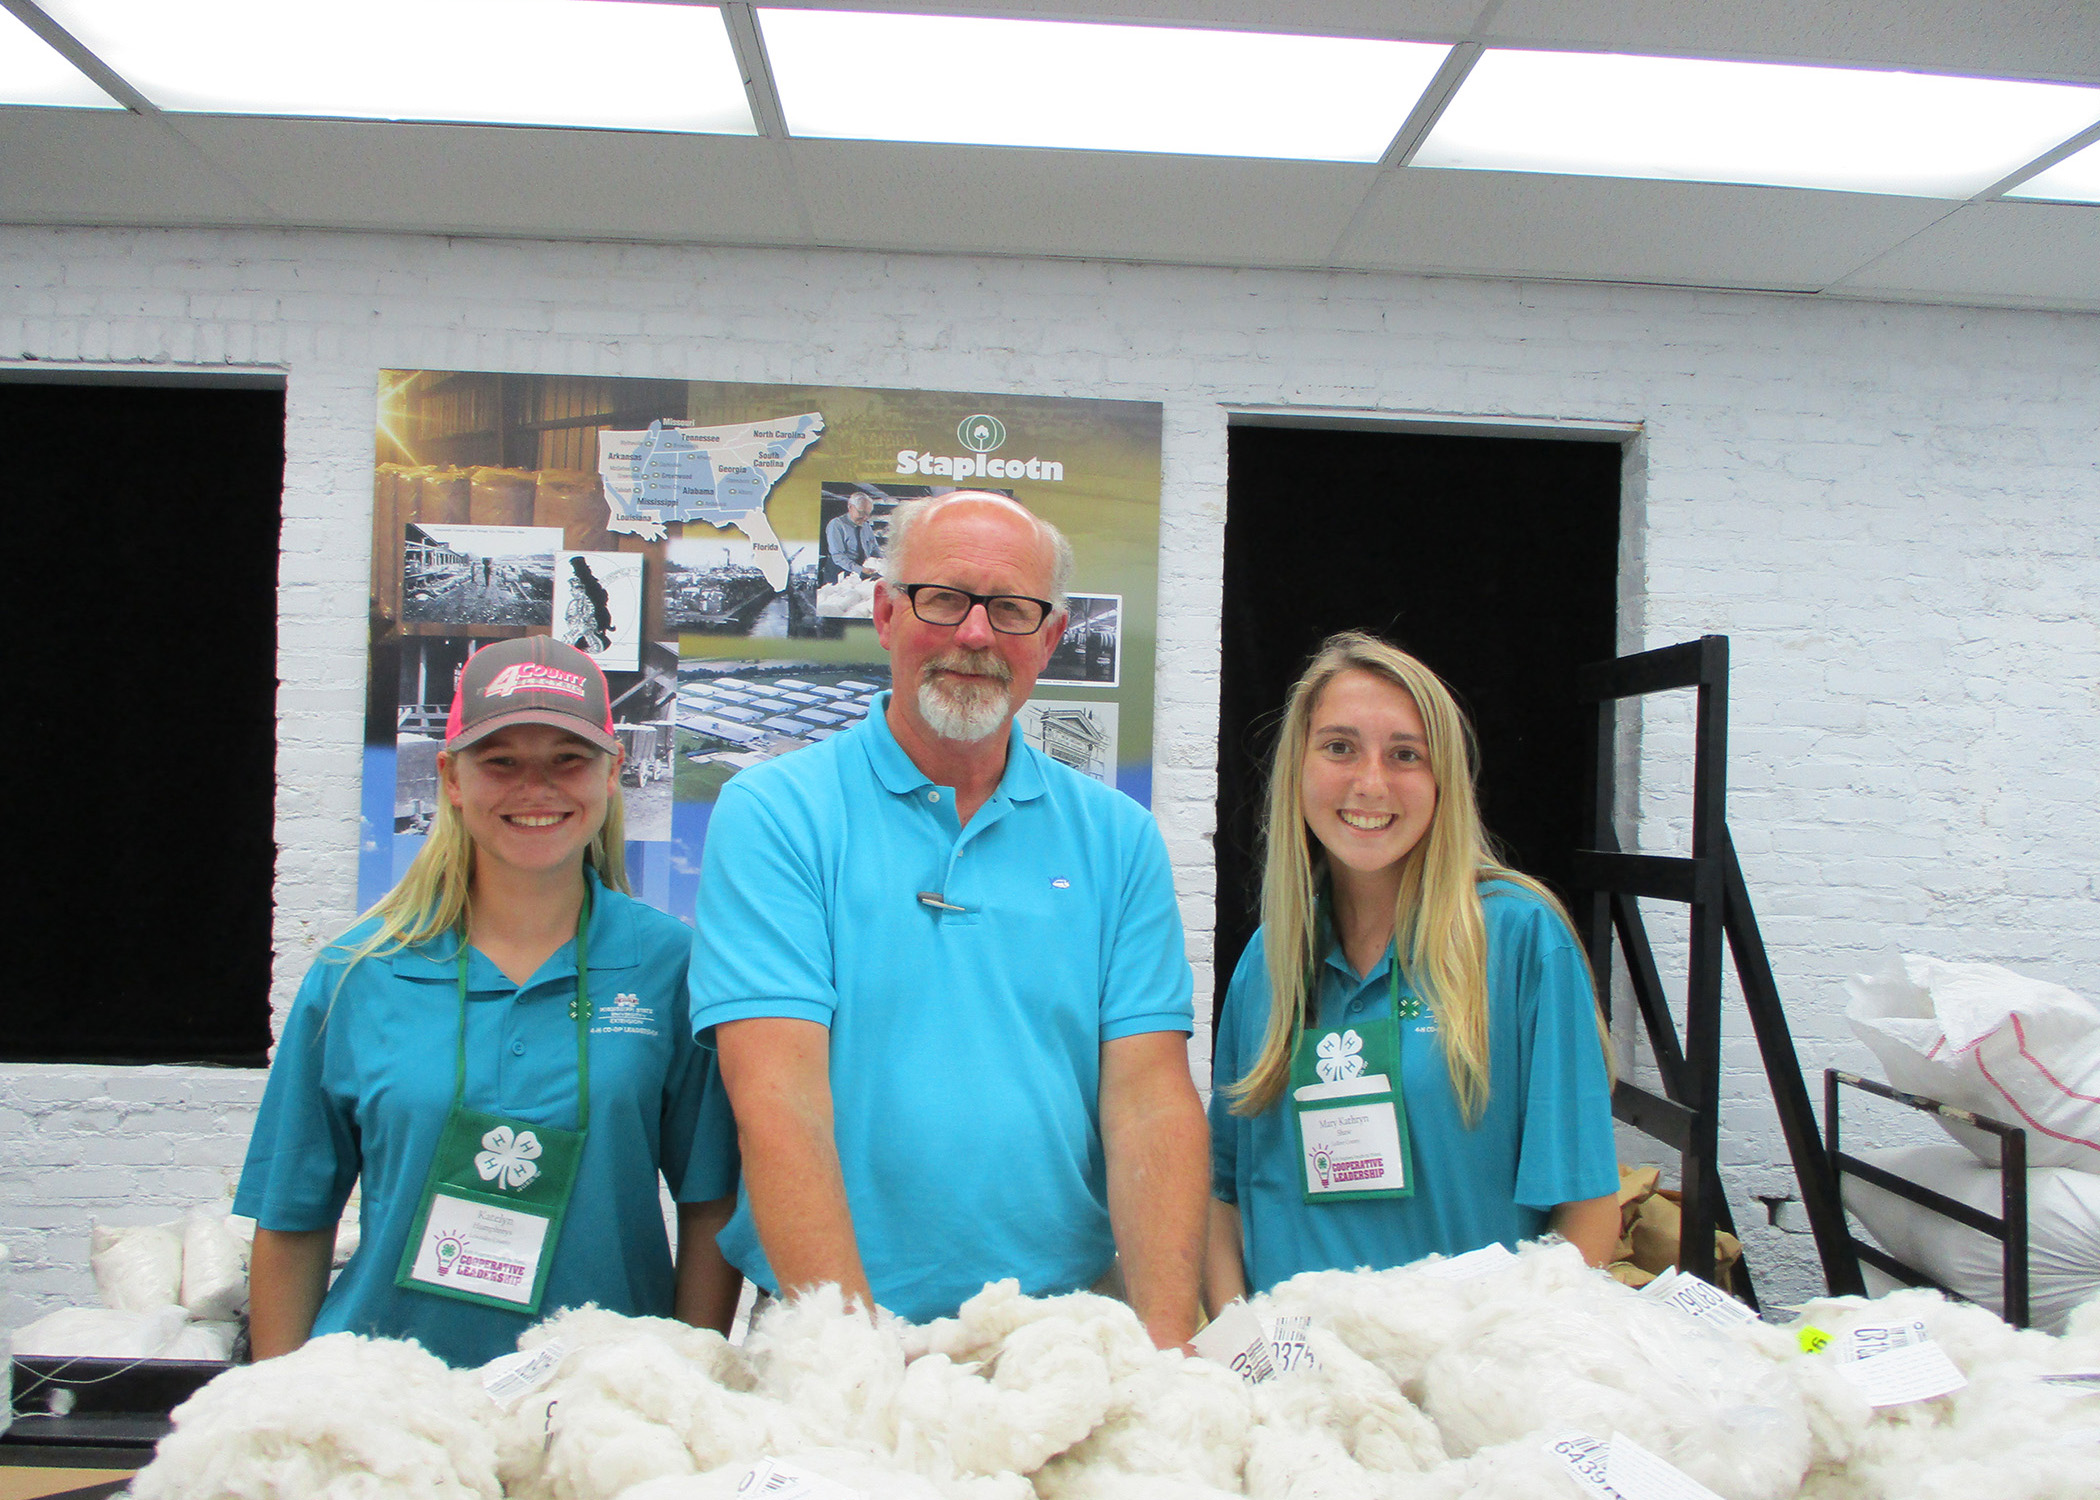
[1205,632,1618,1306]
[238,636,741,1366]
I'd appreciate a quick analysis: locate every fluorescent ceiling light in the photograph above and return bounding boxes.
[758,9,1449,161]
[1415,50,2100,198]
[39,0,754,133]
[1,7,118,108]
[2005,140,2100,204]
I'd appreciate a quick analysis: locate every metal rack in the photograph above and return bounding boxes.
[1573,636,1863,1303]
[1825,1069,2031,1326]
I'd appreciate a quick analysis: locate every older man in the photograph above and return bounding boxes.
[824,489,882,582]
[688,491,1205,1347]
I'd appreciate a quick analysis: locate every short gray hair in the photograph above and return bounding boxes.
[881,492,1073,612]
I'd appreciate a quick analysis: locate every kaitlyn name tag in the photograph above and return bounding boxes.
[1295,1074,1406,1194]
[406,1191,551,1306]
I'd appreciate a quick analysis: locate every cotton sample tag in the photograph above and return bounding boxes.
[1831,1320,1967,1406]
[2041,1370,2100,1394]
[479,1339,569,1405]
[1265,1314,1318,1375]
[1638,1267,1761,1329]
[737,1459,867,1498]
[1544,1432,1726,1500]
[1420,1241,1518,1280]
[1193,1300,1276,1384]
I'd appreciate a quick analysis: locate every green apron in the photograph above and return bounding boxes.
[395,889,592,1315]
[1289,933,1416,1204]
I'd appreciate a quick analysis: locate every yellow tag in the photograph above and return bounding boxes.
[1797,1326,1832,1354]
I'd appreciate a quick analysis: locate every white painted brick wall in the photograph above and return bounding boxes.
[3,227,2096,1323]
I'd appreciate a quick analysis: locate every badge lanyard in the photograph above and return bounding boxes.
[394,884,592,1315]
[1289,917,1416,1204]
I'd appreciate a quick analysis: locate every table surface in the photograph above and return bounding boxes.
[0,1469,134,1500]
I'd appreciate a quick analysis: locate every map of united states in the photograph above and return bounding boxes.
[596,414,824,586]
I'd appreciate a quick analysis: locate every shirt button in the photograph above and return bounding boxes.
[927,790,941,803]
[510,1040,525,1056]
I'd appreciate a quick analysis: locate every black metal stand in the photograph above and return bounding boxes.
[1574,636,1863,1303]
[1825,1069,2031,1326]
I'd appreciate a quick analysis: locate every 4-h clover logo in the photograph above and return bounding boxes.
[1316,1029,1365,1084]
[475,1125,543,1191]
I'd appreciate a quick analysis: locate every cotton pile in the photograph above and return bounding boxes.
[129,1331,501,1499]
[124,1242,2100,1500]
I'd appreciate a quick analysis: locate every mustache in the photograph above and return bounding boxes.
[923,648,1013,685]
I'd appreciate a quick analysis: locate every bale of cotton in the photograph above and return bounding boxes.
[127,1332,500,1500]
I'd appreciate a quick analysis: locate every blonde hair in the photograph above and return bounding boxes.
[329,742,629,986]
[1226,631,1608,1121]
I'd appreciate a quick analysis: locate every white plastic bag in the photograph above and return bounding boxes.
[10,1304,191,1359]
[90,1221,186,1312]
[178,1209,249,1322]
[1846,953,2100,1171]
[1843,1143,2100,1335]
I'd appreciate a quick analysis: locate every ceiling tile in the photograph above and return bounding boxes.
[1332,168,1953,289]
[169,117,811,244]
[1829,199,2100,308]
[759,2,1484,42]
[786,140,1379,265]
[0,107,276,224]
[1485,0,2100,84]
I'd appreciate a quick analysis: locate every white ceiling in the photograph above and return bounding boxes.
[3,0,2097,310]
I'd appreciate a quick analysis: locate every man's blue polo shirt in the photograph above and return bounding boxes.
[235,873,737,1367]
[689,693,1193,1322]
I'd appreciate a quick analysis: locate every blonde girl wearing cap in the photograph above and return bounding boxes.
[238,636,740,1366]
[1205,631,1618,1306]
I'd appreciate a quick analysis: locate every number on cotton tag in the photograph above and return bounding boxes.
[1638,1268,1761,1329]
[1831,1322,1966,1407]
[736,1459,868,1499]
[480,1339,568,1405]
[1193,1299,1276,1384]
[1265,1313,1319,1375]
[1421,1241,1518,1280]
[1545,1431,1622,1499]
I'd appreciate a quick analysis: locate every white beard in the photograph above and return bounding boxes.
[917,651,1014,742]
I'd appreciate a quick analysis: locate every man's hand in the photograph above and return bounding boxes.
[1100,1030,1208,1350]
[715,1016,876,1316]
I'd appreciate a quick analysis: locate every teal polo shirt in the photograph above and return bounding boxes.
[689,693,1192,1322]
[235,873,736,1367]
[1210,880,1616,1293]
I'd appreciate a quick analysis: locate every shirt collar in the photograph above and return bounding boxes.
[859,690,1046,804]
[390,866,636,981]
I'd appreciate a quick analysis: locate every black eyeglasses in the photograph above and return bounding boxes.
[900,584,1056,635]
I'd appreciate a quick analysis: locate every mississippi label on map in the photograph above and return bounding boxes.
[596,414,824,584]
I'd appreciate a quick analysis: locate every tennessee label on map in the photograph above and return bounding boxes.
[596,415,824,584]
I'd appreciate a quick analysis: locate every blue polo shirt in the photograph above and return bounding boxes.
[235,872,736,1367]
[1210,880,1616,1293]
[689,694,1193,1322]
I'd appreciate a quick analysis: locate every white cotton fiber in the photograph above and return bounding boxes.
[10,1304,191,1359]
[1418,1243,1810,1500]
[1244,1326,1446,1500]
[90,1220,185,1312]
[745,1282,912,1452]
[1032,1348,1256,1498]
[613,1449,1028,1500]
[1396,1436,1593,1500]
[128,1331,501,1500]
[179,1208,250,1322]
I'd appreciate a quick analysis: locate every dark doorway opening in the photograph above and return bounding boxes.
[1215,423,1622,1025]
[3,378,284,1065]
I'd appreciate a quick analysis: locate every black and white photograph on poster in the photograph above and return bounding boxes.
[1017,699,1120,787]
[607,640,678,841]
[555,550,644,672]
[1041,594,1122,688]
[394,635,481,833]
[402,524,559,627]
[665,535,835,639]
[673,659,890,802]
[817,482,921,618]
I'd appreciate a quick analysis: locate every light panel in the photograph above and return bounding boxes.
[39,0,754,133]
[1,7,118,108]
[1415,49,2100,198]
[757,9,1449,162]
[2005,140,2100,204]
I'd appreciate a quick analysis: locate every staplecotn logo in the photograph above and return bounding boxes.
[957,414,1007,454]
[484,663,587,701]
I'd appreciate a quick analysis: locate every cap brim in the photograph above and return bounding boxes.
[446,707,622,756]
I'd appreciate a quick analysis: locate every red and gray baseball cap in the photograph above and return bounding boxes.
[444,636,619,755]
